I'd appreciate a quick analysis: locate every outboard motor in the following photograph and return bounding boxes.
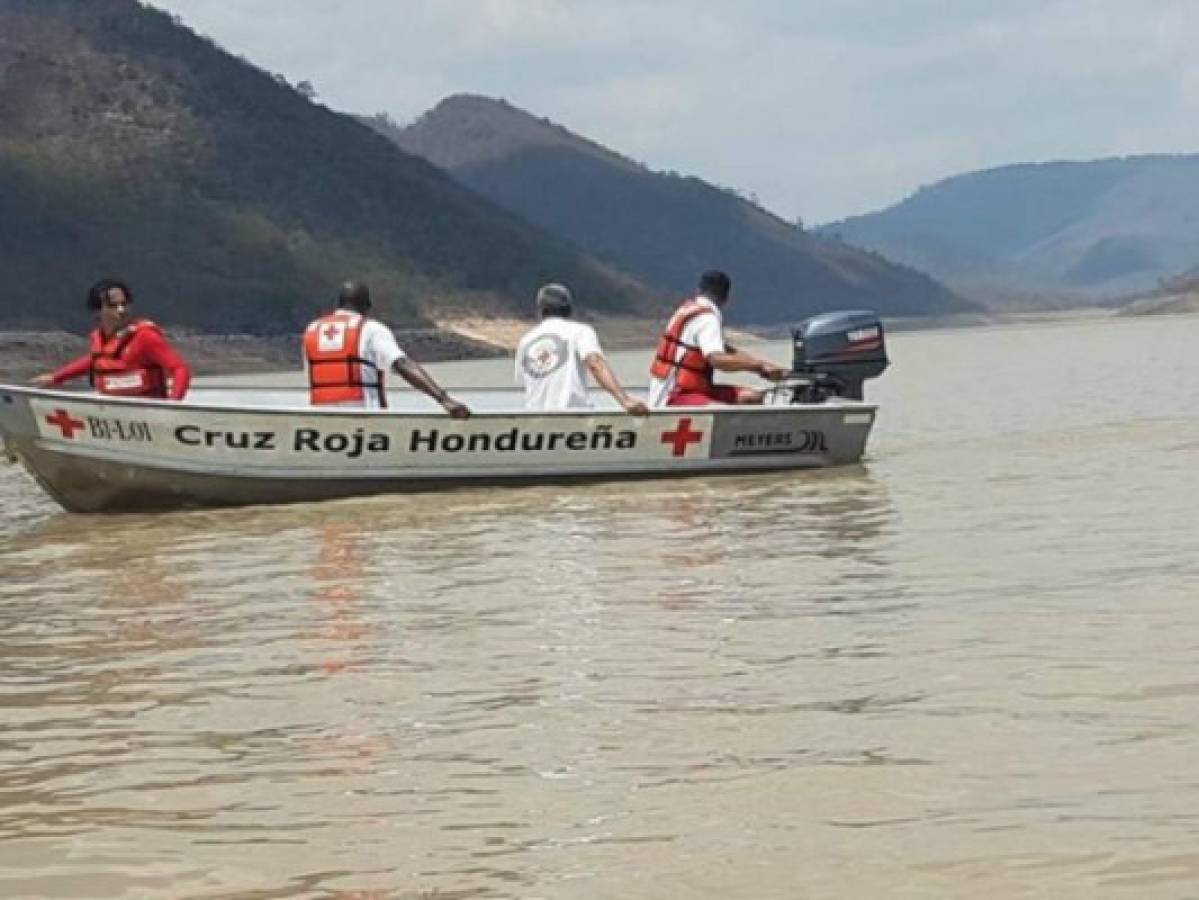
[788,310,888,402]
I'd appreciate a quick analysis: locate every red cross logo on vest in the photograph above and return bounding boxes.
[316,320,349,353]
[661,417,704,457]
[45,408,86,439]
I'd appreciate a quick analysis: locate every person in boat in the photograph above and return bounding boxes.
[303,280,470,417]
[648,269,786,407]
[515,283,649,415]
[31,278,191,400]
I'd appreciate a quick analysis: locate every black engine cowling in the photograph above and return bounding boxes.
[789,310,888,401]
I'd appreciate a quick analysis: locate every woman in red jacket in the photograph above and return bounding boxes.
[33,278,191,400]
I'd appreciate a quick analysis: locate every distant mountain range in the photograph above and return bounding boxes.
[824,155,1199,307]
[0,0,656,334]
[16,0,1183,336]
[366,95,975,325]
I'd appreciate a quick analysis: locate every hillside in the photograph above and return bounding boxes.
[367,95,974,326]
[1117,268,1199,317]
[0,0,658,335]
[825,155,1199,308]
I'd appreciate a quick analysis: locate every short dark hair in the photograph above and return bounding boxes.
[698,270,731,302]
[86,278,133,311]
[535,283,573,318]
[337,280,372,312]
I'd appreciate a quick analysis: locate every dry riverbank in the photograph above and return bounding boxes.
[0,314,765,383]
[0,327,504,383]
[9,309,1105,384]
[1117,292,1199,317]
[434,313,765,351]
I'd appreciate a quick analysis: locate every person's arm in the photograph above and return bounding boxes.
[707,349,787,381]
[391,357,470,418]
[137,329,192,400]
[691,314,786,382]
[32,353,92,386]
[584,352,648,416]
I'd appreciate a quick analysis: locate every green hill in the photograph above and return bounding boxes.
[825,156,1199,307]
[0,0,658,334]
[368,95,974,326]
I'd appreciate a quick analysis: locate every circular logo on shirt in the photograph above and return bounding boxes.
[520,334,568,379]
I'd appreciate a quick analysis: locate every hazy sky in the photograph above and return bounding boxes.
[148,0,1199,224]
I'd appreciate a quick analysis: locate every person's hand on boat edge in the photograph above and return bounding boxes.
[619,395,650,416]
[441,397,471,419]
[29,373,54,387]
[387,356,470,418]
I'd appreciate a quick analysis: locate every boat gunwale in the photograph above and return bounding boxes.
[0,383,878,419]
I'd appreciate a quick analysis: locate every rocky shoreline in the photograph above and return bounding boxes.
[0,327,507,383]
[0,313,736,383]
[10,309,1147,385]
[1116,292,1199,317]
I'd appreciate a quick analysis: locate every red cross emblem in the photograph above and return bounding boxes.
[322,323,342,341]
[45,408,86,439]
[661,417,704,457]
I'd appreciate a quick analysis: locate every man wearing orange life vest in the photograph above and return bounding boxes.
[32,278,191,400]
[303,281,469,417]
[648,270,786,407]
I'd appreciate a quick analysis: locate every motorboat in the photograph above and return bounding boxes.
[0,311,888,512]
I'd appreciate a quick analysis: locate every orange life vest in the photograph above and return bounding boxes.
[649,299,717,393]
[303,311,385,407]
[88,320,168,398]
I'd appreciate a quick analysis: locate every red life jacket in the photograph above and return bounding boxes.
[649,299,717,393]
[303,311,385,407]
[88,320,168,398]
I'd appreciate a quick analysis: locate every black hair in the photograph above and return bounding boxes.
[86,278,133,311]
[698,270,731,302]
[536,283,573,318]
[337,280,372,312]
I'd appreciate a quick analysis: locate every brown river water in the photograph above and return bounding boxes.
[1,314,1197,898]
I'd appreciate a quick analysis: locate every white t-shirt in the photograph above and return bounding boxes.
[647,297,725,407]
[514,317,604,411]
[305,313,407,409]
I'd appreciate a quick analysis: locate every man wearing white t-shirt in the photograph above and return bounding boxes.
[515,283,648,415]
[648,270,786,407]
[303,281,469,417]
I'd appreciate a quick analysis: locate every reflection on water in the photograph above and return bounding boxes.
[1,315,1198,898]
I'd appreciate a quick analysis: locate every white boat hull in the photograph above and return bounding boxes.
[0,385,878,512]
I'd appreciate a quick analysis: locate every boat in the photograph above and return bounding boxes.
[0,311,888,512]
